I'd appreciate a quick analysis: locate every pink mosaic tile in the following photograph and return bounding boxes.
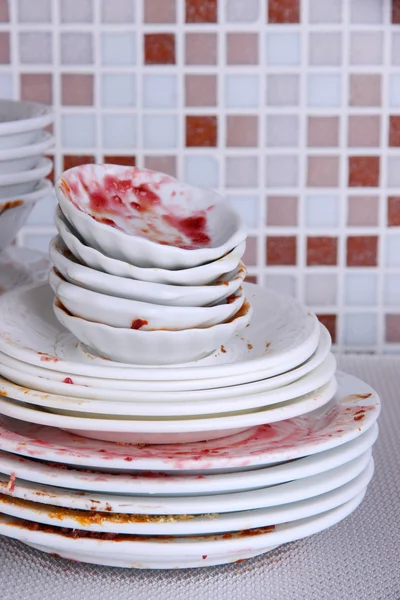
[348,196,379,227]
[267,196,298,226]
[243,236,257,266]
[226,33,258,65]
[144,156,177,177]
[185,75,217,107]
[61,74,94,106]
[144,0,176,23]
[0,0,9,21]
[20,73,52,105]
[349,74,382,106]
[385,314,400,342]
[348,116,380,147]
[0,31,10,63]
[307,156,340,187]
[226,115,258,147]
[185,33,217,65]
[307,117,339,147]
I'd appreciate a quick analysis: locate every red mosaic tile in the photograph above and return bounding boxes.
[245,275,258,284]
[0,32,10,63]
[61,74,94,106]
[186,116,217,147]
[186,0,217,22]
[348,156,380,187]
[317,314,337,344]
[45,154,54,183]
[268,0,300,23]
[388,196,400,226]
[346,236,378,267]
[392,0,400,23]
[307,237,338,266]
[267,236,297,266]
[144,34,175,65]
[243,237,257,266]
[389,116,400,147]
[103,156,136,167]
[386,314,400,342]
[20,73,52,105]
[63,155,95,171]
[0,0,9,21]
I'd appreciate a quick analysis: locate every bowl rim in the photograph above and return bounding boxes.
[0,99,54,136]
[0,131,54,161]
[0,178,53,205]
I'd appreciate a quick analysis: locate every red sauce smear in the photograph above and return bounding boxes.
[162,214,210,248]
[131,319,148,330]
[63,378,74,384]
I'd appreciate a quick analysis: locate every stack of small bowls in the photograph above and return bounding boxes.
[0,99,54,252]
[50,163,249,365]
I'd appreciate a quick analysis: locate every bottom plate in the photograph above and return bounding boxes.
[0,490,366,569]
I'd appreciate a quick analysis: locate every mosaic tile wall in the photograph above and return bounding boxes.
[0,0,400,353]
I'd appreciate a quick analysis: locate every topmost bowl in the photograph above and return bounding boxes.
[0,99,53,150]
[55,163,247,269]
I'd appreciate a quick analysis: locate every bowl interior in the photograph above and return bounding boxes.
[57,164,241,250]
[0,99,51,126]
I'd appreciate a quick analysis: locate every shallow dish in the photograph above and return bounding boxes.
[0,179,53,252]
[0,378,336,444]
[0,132,54,175]
[0,157,53,198]
[0,423,377,494]
[49,268,245,331]
[0,99,53,149]
[0,461,372,535]
[0,372,380,470]
[0,282,319,376]
[56,164,247,269]
[0,492,366,568]
[50,236,247,307]
[55,206,246,286]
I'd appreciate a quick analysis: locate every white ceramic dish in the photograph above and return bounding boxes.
[0,246,50,295]
[56,164,247,269]
[0,354,337,416]
[0,423,377,495]
[50,236,247,307]
[49,267,245,331]
[0,179,53,251]
[0,451,372,517]
[0,323,331,394]
[54,295,252,365]
[0,378,337,444]
[0,99,53,150]
[0,461,373,536]
[0,492,366,568]
[55,206,247,286]
[0,282,320,377]
[0,372,379,470]
[0,132,54,175]
[0,156,53,198]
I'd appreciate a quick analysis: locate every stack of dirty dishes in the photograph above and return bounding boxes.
[0,164,380,568]
[0,99,54,252]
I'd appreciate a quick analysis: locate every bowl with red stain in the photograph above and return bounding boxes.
[55,164,247,269]
[55,205,246,286]
[53,296,252,366]
[49,267,245,331]
[50,236,247,307]
[0,179,53,252]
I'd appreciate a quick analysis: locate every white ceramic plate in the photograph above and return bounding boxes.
[49,267,245,330]
[0,378,337,445]
[0,323,331,395]
[0,282,320,380]
[0,460,373,536]
[55,206,247,286]
[50,236,247,307]
[56,164,247,269]
[0,157,53,198]
[0,99,53,149]
[0,354,336,414]
[0,491,367,568]
[0,372,380,470]
[0,132,54,175]
[0,422,377,495]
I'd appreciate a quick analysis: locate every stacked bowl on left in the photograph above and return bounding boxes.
[0,99,54,252]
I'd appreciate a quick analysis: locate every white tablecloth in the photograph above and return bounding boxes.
[0,355,398,599]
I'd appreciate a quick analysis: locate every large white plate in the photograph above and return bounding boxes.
[0,354,336,416]
[0,423,378,495]
[0,372,380,470]
[0,378,337,445]
[0,323,331,393]
[0,282,320,382]
[0,492,367,568]
[0,461,373,535]
[0,451,372,518]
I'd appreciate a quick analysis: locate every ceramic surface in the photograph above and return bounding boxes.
[0,157,53,199]
[0,99,53,150]
[56,164,247,269]
[0,132,54,175]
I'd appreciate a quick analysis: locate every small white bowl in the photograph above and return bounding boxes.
[49,236,247,307]
[49,267,245,330]
[0,99,53,150]
[0,157,53,199]
[56,164,247,269]
[0,132,54,175]
[55,205,246,286]
[53,296,252,365]
[0,179,53,252]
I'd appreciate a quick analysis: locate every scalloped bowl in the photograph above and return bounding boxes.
[55,164,247,269]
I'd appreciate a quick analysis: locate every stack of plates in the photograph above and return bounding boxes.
[0,99,54,252]
[0,278,381,568]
